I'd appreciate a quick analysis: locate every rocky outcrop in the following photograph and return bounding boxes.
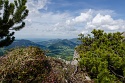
[73,50,80,60]
[71,50,80,66]
[71,50,92,82]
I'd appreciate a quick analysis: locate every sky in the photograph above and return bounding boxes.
[13,0,125,39]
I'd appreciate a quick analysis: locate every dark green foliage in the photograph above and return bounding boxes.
[77,29,125,82]
[0,0,28,47]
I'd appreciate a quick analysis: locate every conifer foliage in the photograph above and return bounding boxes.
[0,0,28,47]
[77,29,125,83]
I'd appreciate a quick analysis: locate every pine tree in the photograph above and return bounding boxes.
[0,0,28,47]
[77,29,125,82]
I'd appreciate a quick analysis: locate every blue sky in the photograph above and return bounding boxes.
[13,0,125,39]
[46,0,124,15]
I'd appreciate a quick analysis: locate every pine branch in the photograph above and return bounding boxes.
[109,65,125,80]
[0,0,28,47]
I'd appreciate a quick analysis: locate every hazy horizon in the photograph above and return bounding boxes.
[15,37,78,42]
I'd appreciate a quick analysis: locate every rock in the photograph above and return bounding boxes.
[71,59,78,65]
[73,50,80,60]
[71,50,80,66]
[85,76,91,81]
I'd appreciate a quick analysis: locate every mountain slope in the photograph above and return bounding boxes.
[48,39,77,50]
[6,39,46,49]
[3,38,80,60]
[69,38,81,44]
[47,39,78,60]
[36,39,62,47]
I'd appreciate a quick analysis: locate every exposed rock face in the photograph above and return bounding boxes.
[71,50,80,66]
[71,50,92,82]
[73,50,80,60]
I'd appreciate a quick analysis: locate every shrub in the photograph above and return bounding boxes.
[77,29,125,83]
[0,46,51,82]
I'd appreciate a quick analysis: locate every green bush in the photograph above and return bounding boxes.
[77,29,125,83]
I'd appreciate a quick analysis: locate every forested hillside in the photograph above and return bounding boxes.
[47,39,78,60]
[6,39,46,49]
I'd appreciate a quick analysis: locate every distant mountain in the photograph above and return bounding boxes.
[36,39,62,47]
[46,39,78,60]
[37,38,80,47]
[0,48,5,56]
[69,38,81,44]
[3,38,80,60]
[48,39,77,50]
[5,39,46,49]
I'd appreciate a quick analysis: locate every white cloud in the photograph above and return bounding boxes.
[15,0,74,38]
[72,9,92,23]
[59,9,125,34]
[27,0,48,11]
[85,13,125,32]
[13,0,125,39]
[65,9,92,26]
[92,14,113,25]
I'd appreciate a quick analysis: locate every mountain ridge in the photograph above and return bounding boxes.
[5,39,46,50]
[1,38,80,60]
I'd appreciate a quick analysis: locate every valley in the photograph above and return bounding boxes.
[0,38,80,60]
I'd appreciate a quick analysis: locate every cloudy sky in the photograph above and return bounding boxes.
[14,0,125,39]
